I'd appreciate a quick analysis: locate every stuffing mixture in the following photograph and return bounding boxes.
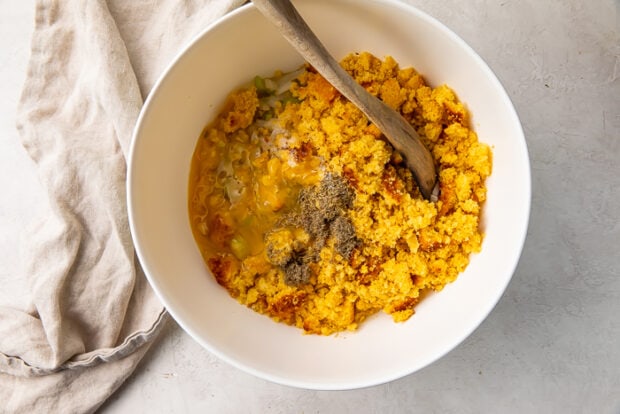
[188,52,492,335]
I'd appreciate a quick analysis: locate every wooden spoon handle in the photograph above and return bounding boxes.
[252,0,437,199]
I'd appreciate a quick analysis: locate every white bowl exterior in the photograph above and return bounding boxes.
[128,0,531,389]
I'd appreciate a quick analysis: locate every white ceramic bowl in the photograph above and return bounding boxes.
[128,0,530,389]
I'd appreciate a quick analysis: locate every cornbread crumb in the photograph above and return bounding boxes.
[219,87,259,133]
[189,52,492,335]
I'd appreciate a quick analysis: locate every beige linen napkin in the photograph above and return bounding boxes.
[0,0,244,412]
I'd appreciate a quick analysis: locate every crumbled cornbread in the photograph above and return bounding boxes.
[188,52,492,335]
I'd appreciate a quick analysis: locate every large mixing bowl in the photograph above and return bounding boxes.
[128,0,530,389]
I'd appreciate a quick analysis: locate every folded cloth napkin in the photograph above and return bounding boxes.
[0,0,244,412]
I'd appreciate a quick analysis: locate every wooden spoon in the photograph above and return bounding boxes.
[252,0,437,199]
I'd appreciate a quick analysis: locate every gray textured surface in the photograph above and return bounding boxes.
[1,1,618,412]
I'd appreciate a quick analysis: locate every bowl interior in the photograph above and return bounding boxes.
[128,0,530,389]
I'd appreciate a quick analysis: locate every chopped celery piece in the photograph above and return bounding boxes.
[254,75,274,98]
[230,234,250,260]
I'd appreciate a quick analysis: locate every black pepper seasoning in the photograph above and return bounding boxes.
[265,173,359,286]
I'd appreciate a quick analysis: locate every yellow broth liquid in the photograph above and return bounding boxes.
[188,87,322,265]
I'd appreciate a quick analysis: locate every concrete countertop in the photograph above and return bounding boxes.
[1,1,618,412]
